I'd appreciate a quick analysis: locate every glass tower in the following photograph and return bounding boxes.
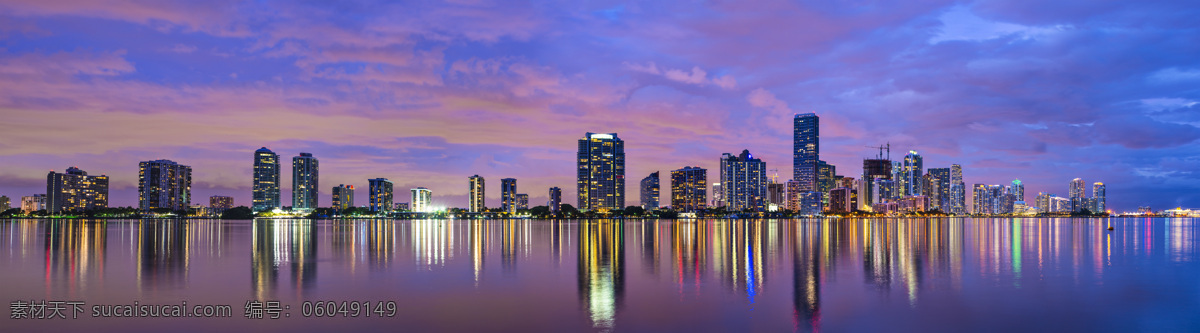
[469,175,485,212]
[670,166,707,212]
[252,147,280,212]
[640,172,659,210]
[501,178,517,213]
[292,152,319,210]
[793,113,819,192]
[721,149,767,211]
[577,133,625,212]
[138,159,192,211]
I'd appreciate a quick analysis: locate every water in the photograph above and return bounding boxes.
[1,218,1198,332]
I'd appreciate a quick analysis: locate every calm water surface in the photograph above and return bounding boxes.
[1,218,1198,332]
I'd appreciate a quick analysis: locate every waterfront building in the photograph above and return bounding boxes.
[785,180,802,211]
[897,196,929,213]
[767,182,785,207]
[396,202,409,211]
[468,175,485,213]
[1011,179,1025,202]
[817,160,836,205]
[949,164,966,215]
[291,152,319,210]
[793,113,820,192]
[872,178,895,207]
[926,167,950,212]
[1035,193,1052,213]
[138,159,192,211]
[516,194,529,210]
[972,184,989,215]
[1051,196,1071,213]
[549,187,562,214]
[46,167,109,214]
[501,178,517,213]
[332,185,354,211]
[640,172,659,210]
[670,166,707,212]
[799,192,823,216]
[0,195,8,212]
[861,158,892,209]
[711,183,723,207]
[1093,182,1106,213]
[577,133,625,212]
[411,187,432,213]
[252,147,281,212]
[368,178,393,213]
[21,194,46,214]
[1069,178,1086,212]
[828,187,855,213]
[872,201,899,215]
[900,151,923,197]
[210,196,234,212]
[720,149,767,211]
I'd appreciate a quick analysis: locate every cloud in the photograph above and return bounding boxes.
[623,62,736,89]
[930,5,1068,44]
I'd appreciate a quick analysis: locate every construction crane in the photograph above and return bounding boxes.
[767,169,779,183]
[865,142,891,160]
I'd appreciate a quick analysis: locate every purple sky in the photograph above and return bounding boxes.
[1,1,1197,212]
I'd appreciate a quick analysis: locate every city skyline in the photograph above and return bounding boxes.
[1,2,1197,212]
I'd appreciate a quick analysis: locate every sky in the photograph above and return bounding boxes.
[0,0,1197,212]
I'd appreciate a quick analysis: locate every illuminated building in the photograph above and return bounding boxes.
[332,185,354,211]
[46,167,109,214]
[926,167,950,212]
[292,152,319,210]
[209,196,234,212]
[1069,178,1086,212]
[396,202,409,211]
[720,149,767,211]
[368,178,393,213]
[1010,179,1025,202]
[897,195,929,213]
[861,158,892,209]
[793,113,819,192]
[549,187,562,214]
[0,195,8,211]
[468,175,485,213]
[138,159,192,211]
[767,182,785,207]
[972,184,989,214]
[252,147,280,212]
[21,194,45,213]
[639,172,659,210]
[949,164,966,215]
[785,180,802,211]
[501,178,517,213]
[411,187,432,213]
[799,191,822,216]
[1051,196,1071,212]
[872,178,895,207]
[711,183,723,207]
[817,160,835,205]
[828,187,854,213]
[516,194,529,210]
[1093,182,1106,213]
[900,151,923,197]
[1035,192,1052,213]
[577,132,625,212]
[670,166,707,212]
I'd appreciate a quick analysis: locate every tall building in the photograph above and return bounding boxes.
[501,178,517,213]
[549,187,562,214]
[767,182,785,207]
[468,175,485,213]
[1035,192,1052,213]
[900,151,923,197]
[639,172,660,210]
[1011,179,1025,202]
[210,196,234,211]
[291,152,319,210]
[861,158,892,209]
[332,184,354,211]
[828,187,855,213]
[252,147,281,212]
[670,166,707,212]
[137,159,192,211]
[785,180,802,211]
[949,164,966,215]
[577,133,625,212]
[799,192,823,216]
[0,195,9,212]
[973,184,988,215]
[368,178,393,213]
[21,194,45,214]
[46,167,109,214]
[1069,178,1086,212]
[817,160,836,203]
[720,149,768,211]
[1093,182,1106,213]
[872,178,895,207]
[711,183,723,207]
[516,194,529,210]
[411,187,432,213]
[793,113,819,192]
[926,168,950,212]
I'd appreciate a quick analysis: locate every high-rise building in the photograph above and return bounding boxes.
[872,178,895,207]
[900,151,923,197]
[767,182,785,207]
[291,152,319,210]
[720,149,767,211]
[468,175,485,213]
[210,196,234,212]
[972,184,988,215]
[368,178,393,213]
[0,195,9,212]
[828,187,855,213]
[1093,182,1106,213]
[1069,178,1086,212]
[711,183,723,207]
[137,159,192,211]
[332,184,354,211]
[785,180,802,211]
[1035,192,1052,213]
[817,160,836,204]
[1011,179,1025,202]
[793,113,819,192]
[549,187,562,214]
[799,192,823,216]
[252,147,281,212]
[926,168,950,212]
[411,187,432,213]
[21,194,45,214]
[577,133,625,212]
[46,167,109,214]
[861,158,892,209]
[949,164,965,215]
[639,172,660,210]
[516,194,529,210]
[670,166,707,212]
[501,178,517,213]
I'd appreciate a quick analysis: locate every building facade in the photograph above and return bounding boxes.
[1093,182,1106,213]
[252,147,281,212]
[670,166,707,212]
[577,132,625,212]
[516,194,529,210]
[949,164,966,215]
[368,178,393,213]
[900,151,924,197]
[411,187,432,213]
[639,172,659,210]
[501,178,517,213]
[469,175,485,213]
[22,194,46,214]
[332,184,354,211]
[138,159,192,211]
[210,195,234,212]
[549,187,562,214]
[720,149,767,211]
[1069,178,1086,212]
[793,113,819,192]
[47,167,109,214]
[291,152,319,210]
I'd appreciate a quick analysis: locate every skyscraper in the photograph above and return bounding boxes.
[252,147,281,212]
[1069,178,1086,212]
[785,180,802,211]
[469,175,485,213]
[670,166,707,212]
[793,113,819,192]
[900,151,923,197]
[516,194,529,210]
[973,184,988,215]
[1011,179,1025,202]
[949,164,965,215]
[711,183,723,207]
[368,178,393,213]
[817,160,836,203]
[0,196,9,212]
[926,167,950,212]
[46,167,109,214]
[501,178,517,213]
[411,187,432,213]
[291,152,319,210]
[577,132,625,212]
[332,184,354,211]
[138,159,192,211]
[639,172,659,210]
[721,149,768,211]
[861,158,892,209]
[1093,182,1106,213]
[549,187,562,214]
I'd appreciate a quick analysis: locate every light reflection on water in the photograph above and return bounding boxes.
[1,218,1198,332]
